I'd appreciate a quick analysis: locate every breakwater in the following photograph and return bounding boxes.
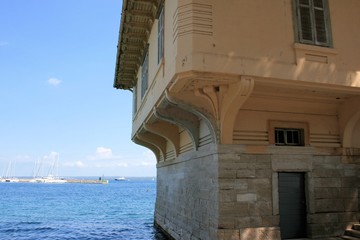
[1,178,109,184]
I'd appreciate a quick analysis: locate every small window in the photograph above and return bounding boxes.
[157,6,164,64]
[293,0,332,47]
[141,50,149,99]
[275,128,304,146]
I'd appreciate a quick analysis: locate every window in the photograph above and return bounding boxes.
[141,49,149,99]
[157,6,164,64]
[132,86,137,116]
[293,0,332,47]
[275,128,304,146]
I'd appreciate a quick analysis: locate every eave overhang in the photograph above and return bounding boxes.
[114,0,163,90]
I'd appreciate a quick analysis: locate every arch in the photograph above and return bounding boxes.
[343,111,360,148]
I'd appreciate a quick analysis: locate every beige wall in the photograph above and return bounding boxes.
[119,1,360,239]
[133,0,360,140]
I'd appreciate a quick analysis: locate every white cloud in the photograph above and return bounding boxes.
[87,147,122,161]
[47,77,62,86]
[96,147,113,158]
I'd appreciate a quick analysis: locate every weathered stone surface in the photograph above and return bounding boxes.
[315,199,345,212]
[314,187,340,199]
[308,223,345,238]
[155,144,359,239]
[236,169,256,178]
[261,215,279,226]
[217,229,240,240]
[239,227,281,240]
[272,155,312,171]
[314,177,342,187]
[235,216,262,228]
[236,193,257,202]
[342,177,359,188]
[308,213,339,224]
[313,168,342,177]
[344,198,359,212]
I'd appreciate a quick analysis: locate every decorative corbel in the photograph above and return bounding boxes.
[165,90,219,144]
[144,120,180,157]
[154,95,200,150]
[133,135,161,162]
[133,131,167,163]
[220,76,254,144]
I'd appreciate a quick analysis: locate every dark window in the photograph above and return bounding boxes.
[157,7,164,64]
[275,128,304,146]
[141,50,149,99]
[294,0,332,47]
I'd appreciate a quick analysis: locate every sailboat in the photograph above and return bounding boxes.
[30,154,67,184]
[3,161,19,182]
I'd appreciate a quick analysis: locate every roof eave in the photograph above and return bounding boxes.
[114,0,163,90]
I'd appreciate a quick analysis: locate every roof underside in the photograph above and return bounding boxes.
[114,0,163,90]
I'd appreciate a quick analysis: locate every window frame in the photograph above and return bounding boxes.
[275,128,305,146]
[132,85,137,117]
[141,48,149,99]
[157,6,164,64]
[293,0,332,47]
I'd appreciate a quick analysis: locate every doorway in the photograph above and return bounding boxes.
[278,172,307,239]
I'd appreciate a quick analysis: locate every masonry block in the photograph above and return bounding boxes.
[217,229,240,240]
[239,227,281,240]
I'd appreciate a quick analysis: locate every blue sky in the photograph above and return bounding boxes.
[0,0,156,177]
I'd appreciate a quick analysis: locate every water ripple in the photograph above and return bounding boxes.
[0,179,170,240]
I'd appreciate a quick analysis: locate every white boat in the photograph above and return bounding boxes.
[2,161,19,183]
[115,177,127,181]
[42,175,67,184]
[4,178,19,183]
[30,153,66,184]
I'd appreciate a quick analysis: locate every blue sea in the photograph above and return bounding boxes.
[0,178,169,240]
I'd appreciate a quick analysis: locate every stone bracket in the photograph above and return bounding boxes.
[154,94,200,150]
[220,76,254,144]
[193,76,254,144]
[144,121,180,157]
[133,131,166,163]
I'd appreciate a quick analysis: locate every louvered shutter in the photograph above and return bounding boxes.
[141,51,149,99]
[295,0,331,47]
[313,0,328,45]
[298,0,314,43]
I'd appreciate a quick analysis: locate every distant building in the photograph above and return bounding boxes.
[114,0,360,239]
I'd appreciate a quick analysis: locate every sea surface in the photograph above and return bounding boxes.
[0,178,169,240]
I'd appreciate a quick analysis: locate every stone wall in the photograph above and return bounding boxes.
[217,146,281,240]
[155,145,219,240]
[308,155,360,238]
[154,144,360,240]
[216,145,360,240]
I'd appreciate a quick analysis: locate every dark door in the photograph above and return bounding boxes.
[278,172,307,239]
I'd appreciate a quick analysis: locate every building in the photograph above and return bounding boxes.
[114,0,360,239]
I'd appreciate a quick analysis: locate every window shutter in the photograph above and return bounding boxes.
[313,0,328,45]
[294,0,331,47]
[299,3,314,42]
[141,51,149,99]
[157,7,164,64]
